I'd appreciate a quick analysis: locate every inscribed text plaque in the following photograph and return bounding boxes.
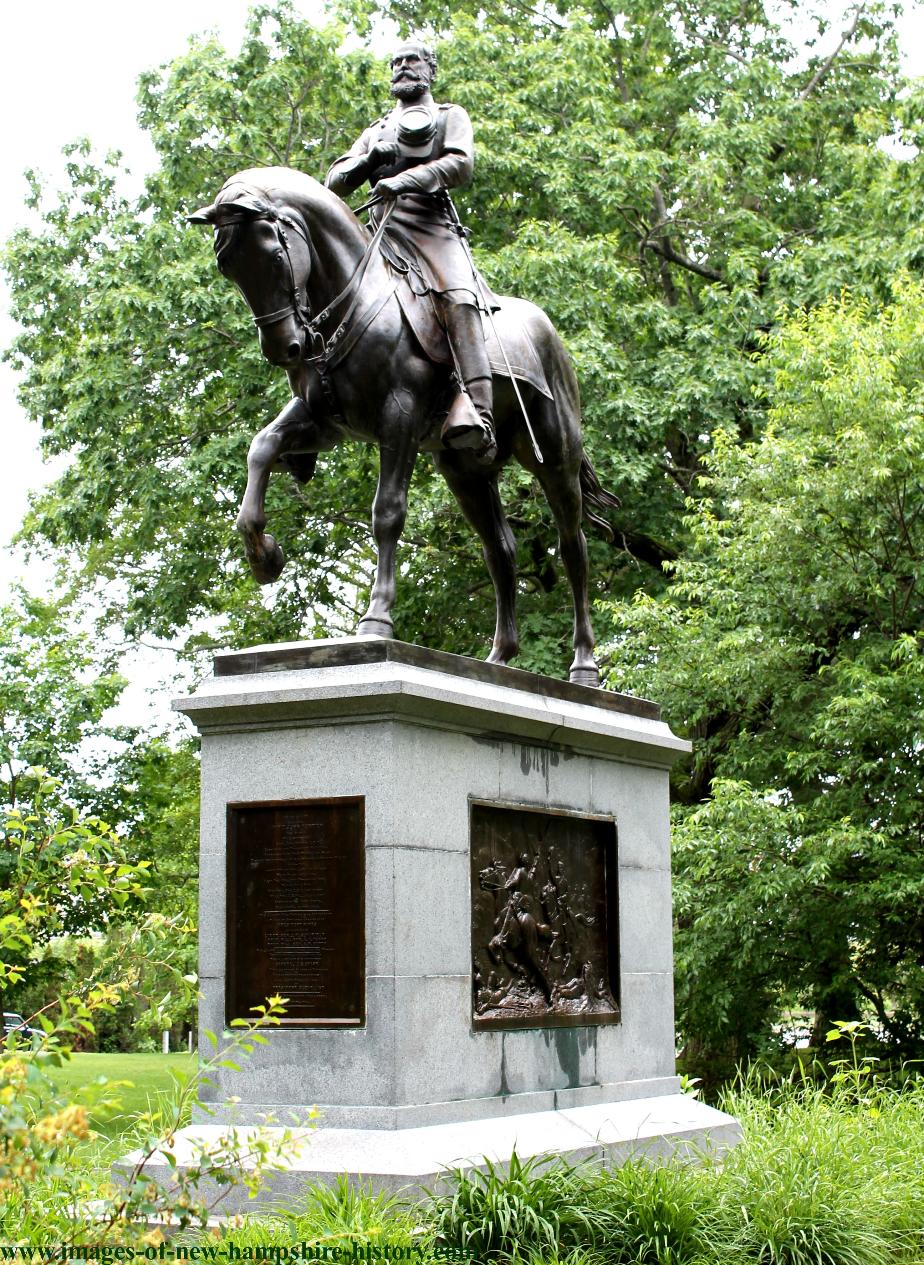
[226,798,364,1027]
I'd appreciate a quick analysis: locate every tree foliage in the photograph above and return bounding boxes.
[5,0,920,665]
[5,0,924,1056]
[0,593,199,925]
[604,280,924,1056]
[0,591,125,807]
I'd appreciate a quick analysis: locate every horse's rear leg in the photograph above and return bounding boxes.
[436,458,519,666]
[357,429,418,638]
[536,454,599,687]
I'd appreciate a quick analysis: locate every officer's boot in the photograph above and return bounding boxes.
[440,303,497,462]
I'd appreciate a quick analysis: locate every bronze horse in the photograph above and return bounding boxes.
[190,167,619,686]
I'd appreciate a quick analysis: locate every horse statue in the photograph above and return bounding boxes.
[190,167,619,686]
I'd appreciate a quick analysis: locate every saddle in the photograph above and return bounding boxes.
[319,250,553,403]
[395,283,553,400]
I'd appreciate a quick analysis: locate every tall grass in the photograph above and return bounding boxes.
[427,1071,924,1264]
[11,1046,921,1263]
[719,1072,924,1265]
[584,1161,724,1263]
[428,1153,601,1259]
[290,1174,421,1245]
[202,1175,422,1251]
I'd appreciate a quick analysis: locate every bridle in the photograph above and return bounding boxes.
[216,204,315,333]
[216,195,396,368]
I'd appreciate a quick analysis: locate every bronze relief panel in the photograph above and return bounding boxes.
[226,798,364,1027]
[471,801,619,1030]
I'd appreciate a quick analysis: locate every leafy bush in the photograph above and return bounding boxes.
[1,776,301,1242]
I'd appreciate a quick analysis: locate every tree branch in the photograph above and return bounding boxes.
[641,184,728,285]
[799,5,865,101]
[614,527,679,569]
[644,236,726,284]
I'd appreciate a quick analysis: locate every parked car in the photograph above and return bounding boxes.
[3,1012,36,1041]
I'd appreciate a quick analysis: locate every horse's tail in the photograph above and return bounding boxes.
[580,453,620,540]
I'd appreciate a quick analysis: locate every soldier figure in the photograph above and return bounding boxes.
[325,41,497,461]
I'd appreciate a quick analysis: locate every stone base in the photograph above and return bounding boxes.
[191,1075,684,1129]
[145,637,742,1208]
[174,637,693,1128]
[118,1094,741,1209]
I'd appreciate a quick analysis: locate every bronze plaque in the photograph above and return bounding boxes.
[226,798,364,1027]
[471,802,619,1030]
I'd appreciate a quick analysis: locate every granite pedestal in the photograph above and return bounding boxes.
[139,638,738,1202]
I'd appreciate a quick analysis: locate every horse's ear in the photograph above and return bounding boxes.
[188,204,219,225]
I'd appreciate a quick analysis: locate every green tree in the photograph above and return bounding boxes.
[0,590,199,958]
[5,1,920,669]
[0,591,125,808]
[89,736,200,919]
[603,279,924,1057]
[5,0,924,1063]
[0,771,152,990]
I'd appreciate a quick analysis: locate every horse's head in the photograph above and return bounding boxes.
[189,182,314,369]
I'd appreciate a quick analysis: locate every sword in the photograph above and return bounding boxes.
[441,193,544,464]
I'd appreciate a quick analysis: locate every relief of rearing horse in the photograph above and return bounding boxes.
[190,167,620,686]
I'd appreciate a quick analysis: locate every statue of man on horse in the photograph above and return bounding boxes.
[326,41,499,463]
[188,39,622,685]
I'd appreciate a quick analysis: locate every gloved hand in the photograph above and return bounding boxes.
[367,141,400,167]
[374,174,411,199]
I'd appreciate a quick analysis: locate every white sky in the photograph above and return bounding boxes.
[1,1,922,724]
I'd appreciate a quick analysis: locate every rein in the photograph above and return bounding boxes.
[219,195,396,421]
[301,199,395,367]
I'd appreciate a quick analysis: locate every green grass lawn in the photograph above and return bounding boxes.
[46,1051,197,1137]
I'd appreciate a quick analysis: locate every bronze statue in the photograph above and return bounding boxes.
[189,41,620,686]
[326,42,499,461]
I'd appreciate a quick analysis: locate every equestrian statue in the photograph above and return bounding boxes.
[190,40,620,686]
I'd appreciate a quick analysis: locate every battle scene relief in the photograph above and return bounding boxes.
[470,802,620,1030]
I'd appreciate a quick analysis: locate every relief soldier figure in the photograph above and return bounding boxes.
[471,809,620,1027]
[326,41,498,461]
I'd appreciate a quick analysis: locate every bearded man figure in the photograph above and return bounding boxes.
[325,41,498,461]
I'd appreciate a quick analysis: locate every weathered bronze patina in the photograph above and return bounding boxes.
[189,41,621,686]
[226,799,364,1026]
[471,802,620,1030]
[326,42,500,460]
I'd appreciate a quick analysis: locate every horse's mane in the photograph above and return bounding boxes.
[216,166,334,207]
[211,167,367,270]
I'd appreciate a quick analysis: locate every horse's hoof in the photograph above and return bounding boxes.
[357,617,394,638]
[249,534,285,584]
[569,665,600,688]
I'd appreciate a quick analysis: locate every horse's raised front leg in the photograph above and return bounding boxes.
[435,457,520,666]
[536,452,599,687]
[236,396,316,585]
[356,425,418,638]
